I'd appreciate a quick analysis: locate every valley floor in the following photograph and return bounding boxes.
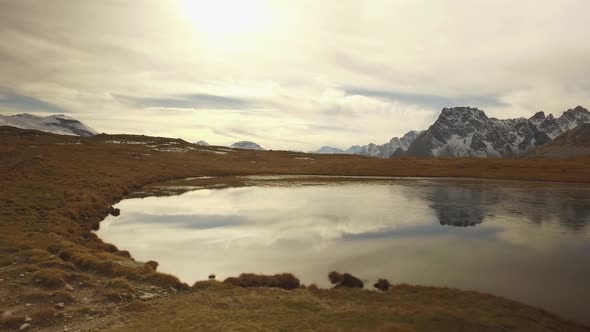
[1,127,589,331]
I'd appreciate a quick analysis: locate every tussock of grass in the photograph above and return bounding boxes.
[223,273,301,290]
[32,268,71,289]
[143,272,189,290]
[192,280,233,291]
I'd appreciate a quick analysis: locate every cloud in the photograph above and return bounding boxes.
[115,93,263,110]
[0,90,67,113]
[0,0,589,150]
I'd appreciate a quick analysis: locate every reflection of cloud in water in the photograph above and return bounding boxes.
[97,178,590,325]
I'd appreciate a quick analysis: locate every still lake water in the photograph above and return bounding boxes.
[98,176,590,324]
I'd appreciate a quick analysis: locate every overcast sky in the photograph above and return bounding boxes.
[1,0,589,150]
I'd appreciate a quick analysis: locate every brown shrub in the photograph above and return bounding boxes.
[222,273,300,290]
[328,271,364,289]
[373,278,392,291]
[32,268,71,289]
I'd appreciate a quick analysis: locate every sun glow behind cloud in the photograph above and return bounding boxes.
[180,0,277,48]
[1,1,590,150]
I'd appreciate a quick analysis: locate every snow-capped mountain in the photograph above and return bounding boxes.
[0,113,98,136]
[230,141,266,150]
[313,130,423,158]
[405,106,590,158]
[315,146,344,154]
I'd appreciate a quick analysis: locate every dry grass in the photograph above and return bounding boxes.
[102,285,589,332]
[19,289,74,303]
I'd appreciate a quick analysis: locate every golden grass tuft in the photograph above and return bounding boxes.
[223,273,301,290]
[32,268,71,289]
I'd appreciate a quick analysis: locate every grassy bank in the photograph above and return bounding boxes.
[1,126,589,331]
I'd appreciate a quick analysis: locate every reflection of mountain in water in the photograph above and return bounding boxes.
[427,185,497,227]
[423,182,590,229]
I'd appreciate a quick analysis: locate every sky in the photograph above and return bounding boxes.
[1,0,590,151]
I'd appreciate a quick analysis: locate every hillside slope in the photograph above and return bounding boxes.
[525,123,590,158]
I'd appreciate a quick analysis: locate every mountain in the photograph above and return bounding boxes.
[345,130,423,158]
[313,130,423,158]
[230,141,265,150]
[195,140,209,146]
[404,106,590,158]
[0,113,97,137]
[524,123,590,158]
[315,146,344,154]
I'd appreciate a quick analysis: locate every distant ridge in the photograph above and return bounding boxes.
[0,113,97,137]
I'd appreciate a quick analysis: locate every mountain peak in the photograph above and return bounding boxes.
[441,107,487,118]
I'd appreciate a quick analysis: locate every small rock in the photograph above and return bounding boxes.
[0,279,4,282]
[63,326,70,331]
[25,303,31,307]
[81,298,89,304]
[169,287,178,293]
[55,302,65,309]
[64,283,74,292]
[19,323,31,331]
[25,316,32,322]
[19,274,25,277]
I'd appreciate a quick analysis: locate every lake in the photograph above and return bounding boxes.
[97,176,590,324]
